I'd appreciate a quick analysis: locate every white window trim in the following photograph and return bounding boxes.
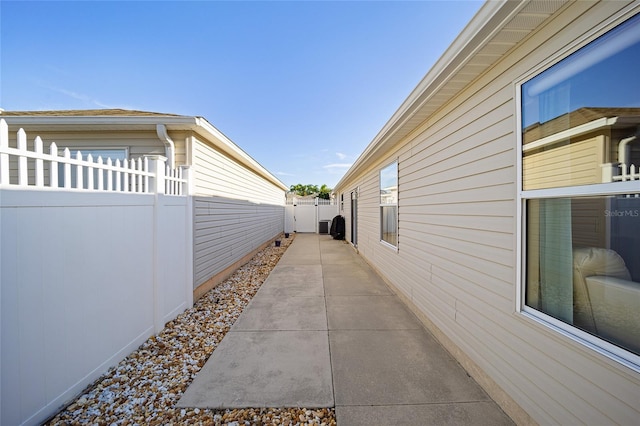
[515,9,640,371]
[58,147,130,161]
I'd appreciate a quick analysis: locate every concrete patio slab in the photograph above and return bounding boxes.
[257,264,324,297]
[336,402,514,426]
[232,295,327,331]
[326,295,422,330]
[323,267,392,296]
[330,329,489,406]
[178,234,513,425]
[277,237,320,265]
[177,330,333,409]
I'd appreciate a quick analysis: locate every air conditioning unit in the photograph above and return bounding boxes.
[319,220,330,234]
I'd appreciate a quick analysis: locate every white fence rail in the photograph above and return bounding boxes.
[0,119,189,195]
[612,163,639,182]
[602,161,640,183]
[602,162,640,197]
[286,196,336,206]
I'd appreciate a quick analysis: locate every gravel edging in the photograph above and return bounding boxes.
[46,233,337,426]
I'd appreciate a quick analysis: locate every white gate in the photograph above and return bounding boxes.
[295,205,317,232]
[285,197,339,234]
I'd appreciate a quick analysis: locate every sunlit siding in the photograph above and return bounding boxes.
[192,137,285,289]
[193,138,283,203]
[335,1,640,425]
[523,135,604,190]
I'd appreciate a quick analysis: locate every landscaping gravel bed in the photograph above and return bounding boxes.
[46,234,336,426]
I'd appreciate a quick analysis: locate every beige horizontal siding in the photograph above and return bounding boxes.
[336,1,640,425]
[193,139,283,204]
[194,196,283,288]
[192,137,284,288]
[523,136,604,189]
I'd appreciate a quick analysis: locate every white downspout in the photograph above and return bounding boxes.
[618,134,637,166]
[156,124,175,169]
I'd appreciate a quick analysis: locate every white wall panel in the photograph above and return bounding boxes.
[1,190,191,426]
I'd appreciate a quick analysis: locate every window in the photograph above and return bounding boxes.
[519,14,640,363]
[58,148,128,189]
[380,161,398,247]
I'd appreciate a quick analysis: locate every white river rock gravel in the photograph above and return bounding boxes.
[46,234,336,426]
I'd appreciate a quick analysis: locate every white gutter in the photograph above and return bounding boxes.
[156,124,175,168]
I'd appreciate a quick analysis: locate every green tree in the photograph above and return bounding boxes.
[318,184,331,200]
[289,183,332,199]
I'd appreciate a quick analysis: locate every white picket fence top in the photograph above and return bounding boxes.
[286,196,335,206]
[612,163,640,183]
[0,119,189,195]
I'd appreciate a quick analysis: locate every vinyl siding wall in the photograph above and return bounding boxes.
[192,137,285,290]
[336,2,640,425]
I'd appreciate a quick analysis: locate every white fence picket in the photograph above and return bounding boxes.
[17,128,28,185]
[609,162,640,182]
[0,119,9,184]
[50,142,59,187]
[0,120,189,195]
[35,136,44,187]
[75,151,83,189]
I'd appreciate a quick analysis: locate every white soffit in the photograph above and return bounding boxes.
[337,0,568,188]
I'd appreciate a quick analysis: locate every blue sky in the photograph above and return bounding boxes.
[1,0,482,188]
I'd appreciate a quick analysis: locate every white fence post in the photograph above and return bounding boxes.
[145,155,167,195]
[601,163,614,183]
[180,165,192,196]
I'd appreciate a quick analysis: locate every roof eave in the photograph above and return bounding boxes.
[191,117,289,191]
[2,113,288,192]
[335,0,552,190]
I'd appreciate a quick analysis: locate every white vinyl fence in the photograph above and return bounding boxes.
[0,121,188,195]
[603,162,640,183]
[285,197,339,233]
[0,120,193,426]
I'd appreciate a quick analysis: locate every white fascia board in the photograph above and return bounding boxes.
[523,117,620,153]
[1,115,196,131]
[335,0,522,192]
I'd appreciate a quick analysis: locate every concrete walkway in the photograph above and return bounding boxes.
[178,234,514,425]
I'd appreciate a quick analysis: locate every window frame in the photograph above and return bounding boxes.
[379,160,398,250]
[515,11,640,371]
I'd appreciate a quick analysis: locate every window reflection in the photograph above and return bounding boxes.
[380,162,398,247]
[521,14,640,191]
[521,13,640,358]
